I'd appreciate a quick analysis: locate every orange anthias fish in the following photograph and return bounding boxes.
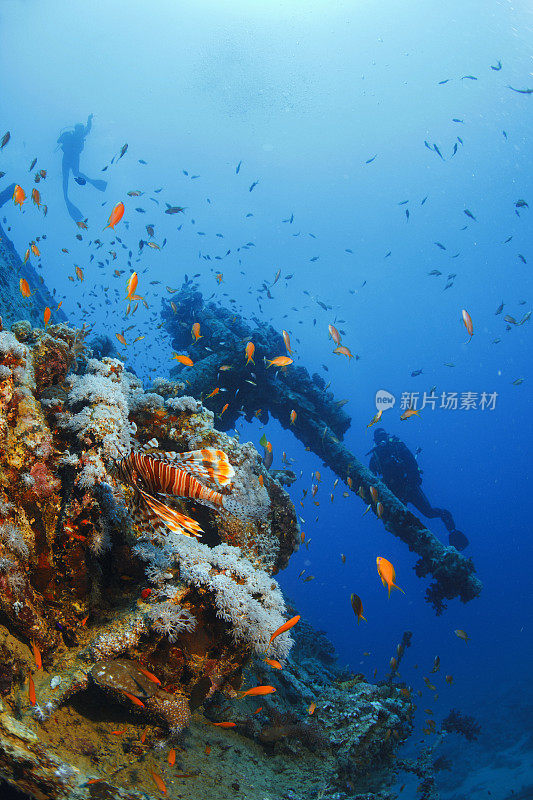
[245,341,255,365]
[328,324,341,345]
[400,408,420,421]
[265,356,293,368]
[333,345,353,359]
[191,322,202,341]
[28,675,36,706]
[24,249,30,264]
[376,557,404,598]
[105,201,125,230]
[268,615,300,647]
[220,403,229,415]
[173,354,194,366]
[19,278,32,298]
[369,486,378,503]
[263,658,283,669]
[454,629,469,642]
[30,243,40,257]
[206,387,220,398]
[31,188,41,207]
[138,667,161,685]
[75,266,84,281]
[126,272,138,300]
[462,309,473,342]
[350,593,366,624]
[282,329,293,354]
[289,409,297,425]
[149,769,167,794]
[367,410,383,428]
[215,272,223,284]
[212,721,236,728]
[308,702,316,715]
[122,690,145,708]
[238,685,276,698]
[13,185,26,208]
[116,333,127,346]
[168,749,176,766]
[32,641,42,670]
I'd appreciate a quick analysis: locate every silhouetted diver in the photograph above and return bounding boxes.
[56,114,106,222]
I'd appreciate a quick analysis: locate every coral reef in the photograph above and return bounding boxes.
[441,708,481,741]
[0,220,67,331]
[160,282,482,613]
[0,315,416,799]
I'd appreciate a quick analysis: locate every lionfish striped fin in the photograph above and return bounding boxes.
[168,448,235,488]
[137,486,203,538]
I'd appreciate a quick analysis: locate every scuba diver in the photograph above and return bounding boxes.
[368,428,469,550]
[56,114,107,223]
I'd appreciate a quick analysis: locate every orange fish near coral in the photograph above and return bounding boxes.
[19,279,32,298]
[116,333,127,346]
[32,642,42,671]
[263,658,283,669]
[30,243,40,257]
[212,721,236,728]
[138,667,161,686]
[122,691,145,708]
[376,557,404,598]
[168,749,176,766]
[31,188,41,207]
[13,185,26,208]
[289,409,297,425]
[268,615,300,647]
[308,702,316,715]
[265,356,293,368]
[149,769,167,794]
[245,342,255,365]
[238,685,276,698]
[191,322,202,341]
[282,330,293,354]
[28,675,36,706]
[105,201,125,230]
[462,309,473,342]
[173,354,194,366]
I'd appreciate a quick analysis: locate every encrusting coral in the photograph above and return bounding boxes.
[0,320,413,800]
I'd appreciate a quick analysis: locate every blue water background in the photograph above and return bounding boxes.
[1,0,532,791]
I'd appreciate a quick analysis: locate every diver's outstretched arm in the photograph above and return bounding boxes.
[84,114,93,136]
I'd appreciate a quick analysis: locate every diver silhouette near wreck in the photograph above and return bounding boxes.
[56,114,107,222]
[368,428,469,550]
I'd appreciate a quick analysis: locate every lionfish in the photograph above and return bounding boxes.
[116,448,243,538]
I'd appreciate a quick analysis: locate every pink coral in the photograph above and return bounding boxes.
[29,462,60,500]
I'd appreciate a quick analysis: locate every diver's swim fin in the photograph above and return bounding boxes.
[91,179,107,192]
[449,530,469,551]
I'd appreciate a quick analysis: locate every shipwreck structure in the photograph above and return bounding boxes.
[163,283,482,613]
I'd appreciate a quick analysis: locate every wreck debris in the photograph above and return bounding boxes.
[160,283,482,612]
